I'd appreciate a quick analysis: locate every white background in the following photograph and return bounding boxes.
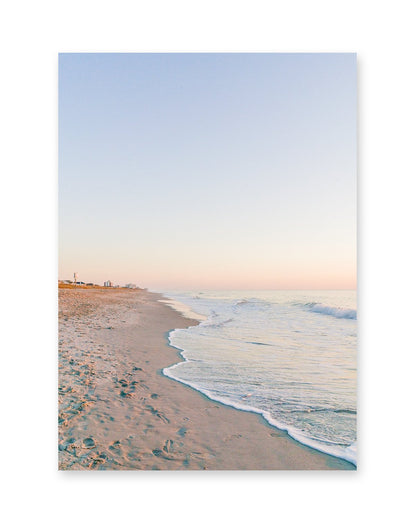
[1,1,415,519]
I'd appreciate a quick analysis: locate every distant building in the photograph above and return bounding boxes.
[125,283,137,289]
[104,280,113,287]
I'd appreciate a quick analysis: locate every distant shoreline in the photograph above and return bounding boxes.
[58,283,143,290]
[58,286,355,470]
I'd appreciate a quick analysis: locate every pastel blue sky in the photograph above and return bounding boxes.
[59,53,356,290]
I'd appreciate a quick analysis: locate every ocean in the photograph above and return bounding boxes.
[159,290,357,466]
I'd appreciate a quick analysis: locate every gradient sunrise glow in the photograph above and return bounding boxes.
[59,53,356,290]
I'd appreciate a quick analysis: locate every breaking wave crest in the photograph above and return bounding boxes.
[303,303,356,320]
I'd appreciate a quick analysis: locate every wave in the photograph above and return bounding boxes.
[288,407,356,415]
[234,298,266,306]
[158,299,207,321]
[161,291,356,466]
[200,317,234,329]
[303,303,356,320]
[160,297,234,330]
[164,327,357,467]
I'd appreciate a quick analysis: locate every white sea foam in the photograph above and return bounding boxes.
[158,299,207,321]
[164,328,357,466]
[160,290,357,467]
[304,303,357,320]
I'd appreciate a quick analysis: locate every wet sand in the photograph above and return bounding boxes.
[58,287,355,470]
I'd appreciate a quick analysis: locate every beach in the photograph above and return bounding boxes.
[58,287,355,470]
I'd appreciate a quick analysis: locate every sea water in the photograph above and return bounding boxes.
[159,290,357,465]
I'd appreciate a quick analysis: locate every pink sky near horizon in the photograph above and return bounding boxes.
[59,241,356,290]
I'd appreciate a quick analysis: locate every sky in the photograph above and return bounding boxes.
[59,53,356,290]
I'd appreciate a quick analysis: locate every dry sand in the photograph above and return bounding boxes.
[58,287,355,470]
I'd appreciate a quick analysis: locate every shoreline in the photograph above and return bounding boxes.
[58,287,355,470]
[161,298,356,466]
[162,333,356,467]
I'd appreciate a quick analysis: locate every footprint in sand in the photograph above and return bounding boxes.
[88,452,108,469]
[127,450,141,460]
[224,434,242,442]
[60,437,77,453]
[108,440,122,455]
[152,447,174,461]
[82,437,96,449]
[152,449,163,457]
[163,439,174,453]
[145,405,170,423]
